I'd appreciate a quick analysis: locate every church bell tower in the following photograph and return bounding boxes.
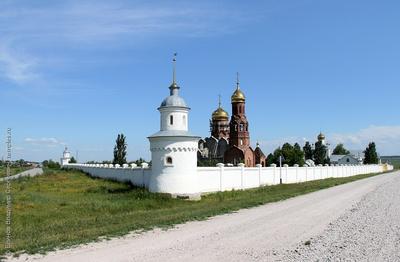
[229,73,250,149]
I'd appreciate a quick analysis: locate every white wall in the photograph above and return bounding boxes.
[64,163,393,195]
[64,163,151,188]
[197,164,392,193]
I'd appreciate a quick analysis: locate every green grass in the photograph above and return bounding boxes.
[0,168,392,256]
[391,160,400,169]
[0,166,32,178]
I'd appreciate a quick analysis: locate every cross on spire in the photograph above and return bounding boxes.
[218,94,222,108]
[172,53,177,84]
[169,53,180,95]
[236,72,240,89]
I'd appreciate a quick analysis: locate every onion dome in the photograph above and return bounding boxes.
[231,72,246,103]
[160,82,187,108]
[318,132,325,141]
[212,107,229,121]
[212,95,229,121]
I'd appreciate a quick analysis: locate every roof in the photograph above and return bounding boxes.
[330,154,359,162]
[330,155,346,162]
[160,94,188,108]
[148,130,200,138]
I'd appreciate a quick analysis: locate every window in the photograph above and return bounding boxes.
[240,124,244,131]
[166,156,173,165]
[240,139,243,146]
[170,115,173,125]
[182,115,186,126]
[347,158,350,163]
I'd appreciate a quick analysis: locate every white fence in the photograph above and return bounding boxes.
[64,163,152,187]
[197,164,392,193]
[64,163,393,194]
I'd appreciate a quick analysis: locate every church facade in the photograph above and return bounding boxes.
[199,77,266,167]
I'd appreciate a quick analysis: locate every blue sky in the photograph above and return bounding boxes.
[1,0,399,162]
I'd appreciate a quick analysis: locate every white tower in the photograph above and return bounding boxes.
[148,54,200,199]
[60,147,71,166]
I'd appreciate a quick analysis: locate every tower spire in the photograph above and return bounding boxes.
[236,72,240,89]
[169,53,179,95]
[172,53,177,84]
[218,94,221,108]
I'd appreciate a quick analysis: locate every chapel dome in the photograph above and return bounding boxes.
[160,83,188,108]
[212,107,229,121]
[318,132,325,141]
[231,87,245,103]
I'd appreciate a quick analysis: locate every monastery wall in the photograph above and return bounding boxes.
[63,163,392,195]
[197,164,391,193]
[64,163,152,188]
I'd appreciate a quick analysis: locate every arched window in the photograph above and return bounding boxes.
[182,115,186,126]
[166,156,173,165]
[239,124,244,131]
[240,139,243,146]
[170,115,173,125]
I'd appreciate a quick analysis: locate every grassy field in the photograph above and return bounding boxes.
[0,166,32,178]
[0,168,391,256]
[391,160,400,169]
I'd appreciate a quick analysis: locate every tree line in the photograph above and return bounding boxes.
[265,141,379,167]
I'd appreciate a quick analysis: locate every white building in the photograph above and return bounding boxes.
[147,56,201,199]
[330,154,361,165]
[60,147,71,165]
[317,132,332,158]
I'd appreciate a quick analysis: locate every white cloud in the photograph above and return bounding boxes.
[24,137,66,147]
[0,1,248,84]
[0,43,38,84]
[259,125,400,156]
[329,125,400,155]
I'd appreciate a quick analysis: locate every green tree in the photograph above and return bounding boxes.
[134,158,146,166]
[69,156,77,163]
[43,159,60,169]
[113,134,127,165]
[363,142,379,164]
[303,141,313,160]
[272,147,282,166]
[266,153,275,166]
[292,143,305,166]
[333,143,350,155]
[281,143,294,165]
[268,143,305,166]
[314,141,329,165]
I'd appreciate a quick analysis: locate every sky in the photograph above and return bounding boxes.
[1,0,399,162]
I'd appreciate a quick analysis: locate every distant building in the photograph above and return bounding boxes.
[198,75,266,167]
[316,132,332,158]
[330,154,361,165]
[198,96,230,162]
[60,147,71,166]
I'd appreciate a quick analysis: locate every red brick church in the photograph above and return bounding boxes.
[198,76,266,167]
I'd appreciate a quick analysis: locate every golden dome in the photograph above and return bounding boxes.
[231,88,245,103]
[212,107,229,121]
[318,132,325,141]
[231,73,246,103]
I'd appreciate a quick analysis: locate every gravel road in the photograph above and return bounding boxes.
[11,171,399,262]
[281,171,400,261]
[0,168,43,182]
